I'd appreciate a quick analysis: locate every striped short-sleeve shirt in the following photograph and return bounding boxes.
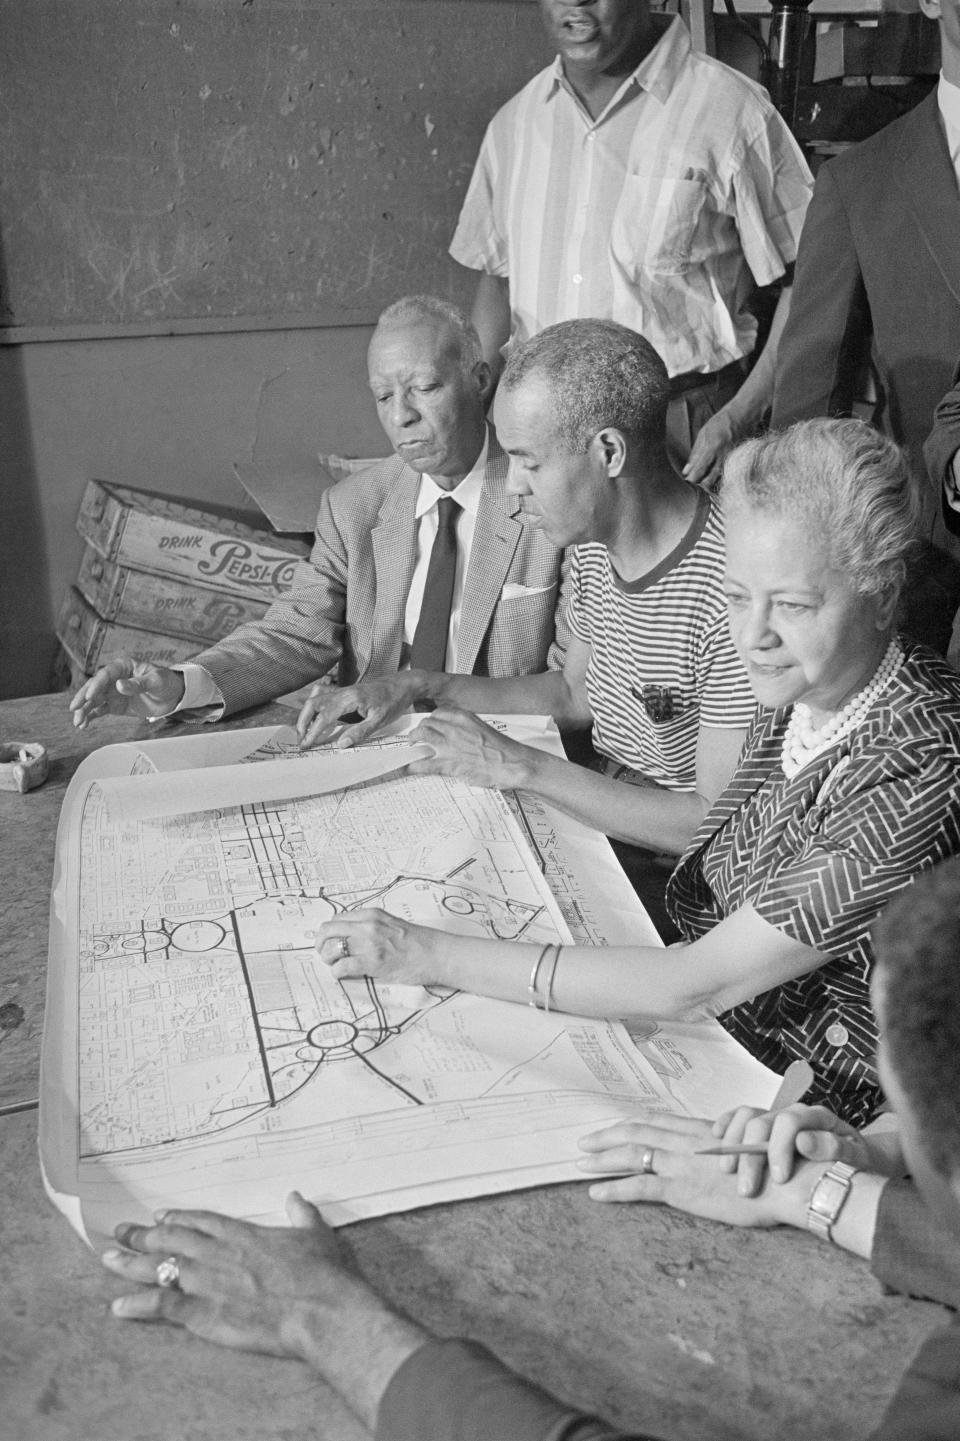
[566,493,755,791]
[450,16,812,377]
[667,644,960,1126]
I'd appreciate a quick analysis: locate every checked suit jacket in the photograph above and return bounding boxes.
[194,429,570,717]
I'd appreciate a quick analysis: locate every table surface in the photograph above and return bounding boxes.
[0,693,948,1441]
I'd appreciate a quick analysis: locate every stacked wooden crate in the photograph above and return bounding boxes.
[58,480,310,684]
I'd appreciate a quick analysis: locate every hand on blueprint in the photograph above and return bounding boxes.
[707,1102,906,1199]
[70,657,185,727]
[576,1113,826,1229]
[102,1191,426,1429]
[408,709,535,790]
[313,909,445,986]
[297,672,421,751]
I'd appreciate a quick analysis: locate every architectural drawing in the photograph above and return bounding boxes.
[42,722,780,1244]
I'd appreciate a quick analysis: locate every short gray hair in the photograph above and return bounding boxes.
[500,319,670,453]
[375,294,483,373]
[720,418,923,599]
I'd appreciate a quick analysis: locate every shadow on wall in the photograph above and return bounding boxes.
[0,335,52,699]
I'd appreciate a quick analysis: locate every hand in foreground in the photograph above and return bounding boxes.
[70,658,185,728]
[296,673,420,751]
[711,1102,905,1198]
[407,709,535,790]
[681,406,739,490]
[577,1113,820,1229]
[313,909,448,988]
[101,1192,426,1430]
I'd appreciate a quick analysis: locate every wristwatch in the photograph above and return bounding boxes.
[806,1160,858,1240]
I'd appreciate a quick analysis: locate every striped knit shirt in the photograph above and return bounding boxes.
[667,643,960,1127]
[450,16,812,377]
[566,492,754,791]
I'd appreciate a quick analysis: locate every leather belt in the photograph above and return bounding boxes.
[668,356,748,399]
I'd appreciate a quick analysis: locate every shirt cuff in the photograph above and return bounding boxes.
[172,662,225,719]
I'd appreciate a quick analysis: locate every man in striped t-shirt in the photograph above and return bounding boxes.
[301,321,756,935]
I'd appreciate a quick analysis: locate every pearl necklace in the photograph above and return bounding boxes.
[780,637,903,780]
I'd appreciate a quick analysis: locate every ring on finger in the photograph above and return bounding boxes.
[640,1148,656,1176]
[155,1255,181,1289]
[332,935,350,961]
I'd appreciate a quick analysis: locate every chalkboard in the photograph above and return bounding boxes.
[0,0,551,336]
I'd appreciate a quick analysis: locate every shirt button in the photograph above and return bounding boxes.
[572,273,583,285]
[825,1022,849,1048]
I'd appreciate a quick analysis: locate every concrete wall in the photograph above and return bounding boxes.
[0,326,389,698]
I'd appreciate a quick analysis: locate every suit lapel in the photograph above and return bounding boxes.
[368,460,420,674]
[896,93,960,306]
[457,436,524,673]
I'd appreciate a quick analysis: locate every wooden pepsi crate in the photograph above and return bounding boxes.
[76,480,308,604]
[75,545,270,645]
[57,588,203,676]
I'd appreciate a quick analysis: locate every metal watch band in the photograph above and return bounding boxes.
[806,1160,858,1241]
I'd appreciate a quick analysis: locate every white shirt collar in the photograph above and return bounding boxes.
[414,427,488,519]
[938,72,960,160]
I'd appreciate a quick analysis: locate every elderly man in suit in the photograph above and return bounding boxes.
[70,295,568,730]
[771,0,960,649]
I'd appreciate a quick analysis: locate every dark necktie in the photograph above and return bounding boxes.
[409,496,461,672]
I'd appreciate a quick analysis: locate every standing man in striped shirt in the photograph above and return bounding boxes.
[450,0,813,487]
[297,321,756,936]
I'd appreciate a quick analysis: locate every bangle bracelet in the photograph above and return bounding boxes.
[542,945,562,1014]
[527,944,550,1007]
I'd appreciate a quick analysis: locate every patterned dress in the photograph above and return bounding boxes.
[667,642,960,1126]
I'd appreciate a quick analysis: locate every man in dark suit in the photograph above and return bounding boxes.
[772,0,960,650]
[70,295,569,729]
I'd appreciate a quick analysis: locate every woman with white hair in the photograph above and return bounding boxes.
[314,419,960,1127]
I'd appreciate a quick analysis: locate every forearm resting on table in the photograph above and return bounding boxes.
[416,667,591,731]
[430,905,821,1022]
[292,1274,429,1433]
[509,744,708,856]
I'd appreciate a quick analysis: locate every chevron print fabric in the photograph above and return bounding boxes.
[667,642,960,1126]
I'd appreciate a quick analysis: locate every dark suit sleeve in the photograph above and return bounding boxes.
[866,1318,960,1440]
[871,1178,960,1311]
[771,162,873,429]
[376,1340,661,1441]
[923,360,960,537]
[190,484,348,715]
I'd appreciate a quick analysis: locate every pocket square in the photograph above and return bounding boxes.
[500,582,555,600]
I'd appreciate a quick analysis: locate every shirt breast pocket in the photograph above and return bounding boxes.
[611,172,708,278]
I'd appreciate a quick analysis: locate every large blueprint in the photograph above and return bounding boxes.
[41,719,780,1246]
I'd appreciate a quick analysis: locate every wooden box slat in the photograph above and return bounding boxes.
[75,546,270,644]
[76,480,308,604]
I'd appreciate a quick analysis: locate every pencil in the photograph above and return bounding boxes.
[695,1141,771,1156]
[694,1058,814,1157]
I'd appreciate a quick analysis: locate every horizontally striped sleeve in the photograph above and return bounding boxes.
[564,546,592,646]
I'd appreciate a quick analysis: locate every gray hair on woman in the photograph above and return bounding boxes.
[499,318,671,455]
[376,294,484,374]
[721,417,923,600]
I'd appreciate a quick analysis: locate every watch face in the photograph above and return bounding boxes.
[810,1176,847,1216]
